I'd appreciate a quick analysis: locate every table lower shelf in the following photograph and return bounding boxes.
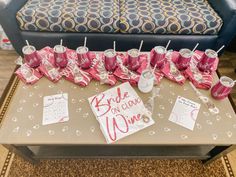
[25,145,215,160]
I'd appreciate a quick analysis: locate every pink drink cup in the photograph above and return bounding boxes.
[198,49,217,72]
[127,49,141,71]
[104,49,117,72]
[22,45,40,68]
[151,46,166,69]
[76,46,91,69]
[54,45,68,68]
[211,76,235,100]
[177,48,192,70]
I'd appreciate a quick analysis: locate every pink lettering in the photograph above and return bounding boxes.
[127,114,141,124]
[90,93,111,117]
[90,87,130,117]
[106,114,129,141]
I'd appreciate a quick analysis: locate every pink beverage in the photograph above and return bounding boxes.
[177,48,193,70]
[198,49,217,72]
[211,76,235,100]
[151,46,166,69]
[22,45,40,68]
[76,46,91,69]
[54,45,68,68]
[104,49,117,72]
[127,49,141,71]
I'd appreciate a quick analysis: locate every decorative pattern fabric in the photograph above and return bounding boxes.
[16,0,223,34]
[119,0,222,34]
[16,0,120,33]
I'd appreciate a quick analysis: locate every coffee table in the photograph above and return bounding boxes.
[0,64,236,164]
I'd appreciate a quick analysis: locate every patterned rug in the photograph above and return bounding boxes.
[7,157,227,177]
[222,153,236,177]
[0,146,14,177]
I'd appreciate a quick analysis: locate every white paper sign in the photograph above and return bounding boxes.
[43,93,69,125]
[88,82,155,144]
[169,96,200,130]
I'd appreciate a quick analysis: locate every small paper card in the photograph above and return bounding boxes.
[169,96,200,130]
[88,82,155,144]
[43,93,69,125]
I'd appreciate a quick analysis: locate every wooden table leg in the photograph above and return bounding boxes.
[202,145,235,165]
[3,144,39,164]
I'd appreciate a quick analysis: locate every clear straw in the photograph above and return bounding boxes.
[60,39,63,46]
[26,40,30,46]
[84,37,87,48]
[191,43,199,53]
[138,40,144,55]
[165,40,171,51]
[152,63,157,76]
[216,45,225,54]
[113,41,116,52]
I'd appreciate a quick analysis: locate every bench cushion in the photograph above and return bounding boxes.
[119,0,223,34]
[16,0,120,33]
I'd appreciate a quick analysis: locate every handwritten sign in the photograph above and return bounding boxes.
[88,82,154,143]
[169,96,200,130]
[43,93,69,125]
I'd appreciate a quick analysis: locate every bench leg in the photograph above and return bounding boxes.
[202,145,235,165]
[3,144,39,164]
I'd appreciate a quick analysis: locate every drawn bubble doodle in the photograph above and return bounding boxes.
[76,130,82,136]
[168,99,173,104]
[183,86,189,91]
[33,103,39,107]
[26,130,32,137]
[33,124,40,129]
[164,127,171,132]
[148,130,156,136]
[216,115,221,121]
[203,112,210,117]
[95,87,100,93]
[29,92,34,97]
[71,98,77,104]
[76,108,82,113]
[48,130,55,135]
[83,113,89,118]
[226,131,233,138]
[19,99,26,104]
[196,123,202,130]
[34,85,39,89]
[157,113,164,119]
[169,91,175,96]
[181,134,188,140]
[28,115,34,120]
[226,113,232,119]
[206,120,213,125]
[12,117,18,122]
[62,126,69,132]
[159,105,165,110]
[79,99,86,103]
[90,126,95,133]
[12,126,20,133]
[212,133,218,140]
[17,107,23,112]
[48,85,54,88]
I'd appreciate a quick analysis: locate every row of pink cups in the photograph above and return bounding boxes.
[22,41,235,100]
[151,46,218,71]
[22,41,216,72]
[22,43,143,72]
